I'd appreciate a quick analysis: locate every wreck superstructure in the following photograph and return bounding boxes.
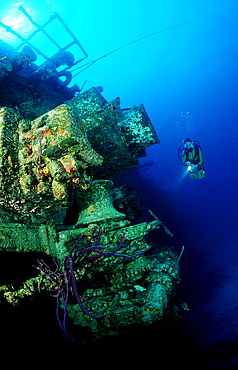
[0,7,181,343]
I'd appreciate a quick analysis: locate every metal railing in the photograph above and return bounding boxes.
[0,6,88,69]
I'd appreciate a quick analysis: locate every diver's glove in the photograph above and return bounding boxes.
[185,162,196,171]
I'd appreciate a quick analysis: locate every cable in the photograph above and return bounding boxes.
[71,21,192,78]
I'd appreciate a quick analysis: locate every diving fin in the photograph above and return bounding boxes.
[198,169,206,179]
[189,171,198,179]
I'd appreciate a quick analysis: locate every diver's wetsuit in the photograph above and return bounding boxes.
[180,141,205,179]
[182,142,203,167]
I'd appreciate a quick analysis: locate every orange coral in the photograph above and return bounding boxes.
[24,133,34,140]
[57,129,65,135]
[87,205,95,213]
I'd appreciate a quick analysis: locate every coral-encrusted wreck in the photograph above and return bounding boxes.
[0,36,181,343]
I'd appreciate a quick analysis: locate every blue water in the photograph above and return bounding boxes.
[1,0,238,364]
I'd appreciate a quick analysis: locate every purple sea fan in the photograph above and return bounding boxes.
[35,230,149,344]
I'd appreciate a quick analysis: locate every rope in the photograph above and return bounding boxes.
[71,21,192,78]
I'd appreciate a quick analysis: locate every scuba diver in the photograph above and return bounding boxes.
[178,138,206,179]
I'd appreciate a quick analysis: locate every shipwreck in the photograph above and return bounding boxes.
[0,7,181,344]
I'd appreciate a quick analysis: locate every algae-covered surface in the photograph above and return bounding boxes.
[0,38,183,350]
